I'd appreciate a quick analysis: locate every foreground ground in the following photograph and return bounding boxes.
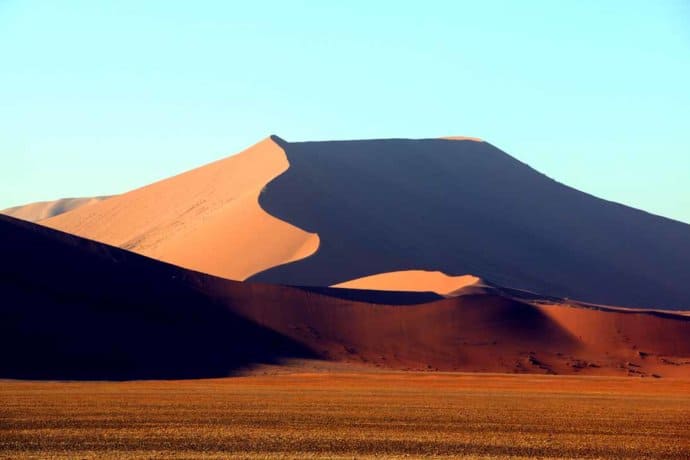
[1,371,690,459]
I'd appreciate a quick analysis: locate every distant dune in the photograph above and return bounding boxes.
[1,196,111,222]
[42,136,690,309]
[3,214,690,379]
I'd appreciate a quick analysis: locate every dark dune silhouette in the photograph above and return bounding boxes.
[3,214,690,379]
[252,137,690,309]
[0,215,315,379]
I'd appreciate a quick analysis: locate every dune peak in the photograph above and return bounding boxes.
[440,135,484,142]
[269,134,289,147]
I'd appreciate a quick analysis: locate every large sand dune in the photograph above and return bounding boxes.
[1,196,111,222]
[252,137,690,309]
[42,136,690,309]
[43,137,318,281]
[3,214,690,379]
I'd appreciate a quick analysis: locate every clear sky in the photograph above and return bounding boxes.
[1,1,689,222]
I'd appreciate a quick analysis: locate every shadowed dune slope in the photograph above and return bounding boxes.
[3,215,690,379]
[252,137,690,309]
[42,137,318,281]
[0,215,316,379]
[1,196,111,222]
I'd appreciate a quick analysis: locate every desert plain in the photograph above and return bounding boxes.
[2,369,690,459]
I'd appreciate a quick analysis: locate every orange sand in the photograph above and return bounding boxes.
[334,270,481,296]
[440,135,484,142]
[42,137,318,280]
[1,197,110,222]
[2,373,690,458]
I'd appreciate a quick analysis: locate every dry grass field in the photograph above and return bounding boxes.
[2,371,690,459]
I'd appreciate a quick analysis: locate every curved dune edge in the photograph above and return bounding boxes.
[440,135,483,142]
[333,270,481,296]
[43,137,319,281]
[2,196,112,223]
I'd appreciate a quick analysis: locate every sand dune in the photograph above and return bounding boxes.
[252,137,690,309]
[537,302,690,377]
[1,196,111,222]
[3,214,689,379]
[42,136,690,309]
[42,136,318,281]
[334,270,481,296]
[1,214,315,379]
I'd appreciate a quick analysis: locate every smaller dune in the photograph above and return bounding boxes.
[334,270,481,296]
[1,196,111,222]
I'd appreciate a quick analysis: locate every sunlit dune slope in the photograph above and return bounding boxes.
[334,270,481,296]
[42,137,318,281]
[1,196,111,222]
[3,215,690,379]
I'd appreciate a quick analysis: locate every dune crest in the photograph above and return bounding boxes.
[1,196,111,222]
[43,137,319,281]
[440,135,484,142]
[334,270,481,296]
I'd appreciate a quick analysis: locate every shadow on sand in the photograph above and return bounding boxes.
[253,137,690,310]
[0,215,315,380]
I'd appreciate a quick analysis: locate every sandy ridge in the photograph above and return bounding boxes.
[43,136,318,281]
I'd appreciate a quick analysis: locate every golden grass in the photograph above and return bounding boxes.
[2,372,690,459]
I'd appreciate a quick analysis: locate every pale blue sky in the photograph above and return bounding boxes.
[1,1,689,222]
